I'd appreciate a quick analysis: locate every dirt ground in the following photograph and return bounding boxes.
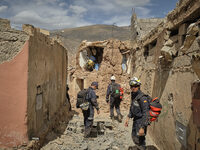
[41,96,159,150]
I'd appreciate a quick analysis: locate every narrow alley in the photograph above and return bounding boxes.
[41,111,158,150]
[0,0,200,150]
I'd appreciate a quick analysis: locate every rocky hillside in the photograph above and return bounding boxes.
[51,25,131,54]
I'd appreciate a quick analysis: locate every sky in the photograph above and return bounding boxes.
[0,0,178,30]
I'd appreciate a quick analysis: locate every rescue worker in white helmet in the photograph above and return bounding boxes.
[125,77,149,150]
[106,75,123,122]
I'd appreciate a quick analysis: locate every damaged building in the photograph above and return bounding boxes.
[130,0,200,149]
[68,13,164,118]
[69,39,134,113]
[1,0,200,149]
[0,19,69,148]
[68,0,200,149]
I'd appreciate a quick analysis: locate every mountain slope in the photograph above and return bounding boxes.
[51,24,131,53]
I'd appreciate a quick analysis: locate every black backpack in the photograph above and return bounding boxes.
[76,89,89,108]
[111,83,121,99]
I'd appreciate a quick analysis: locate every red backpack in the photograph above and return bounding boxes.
[119,87,124,100]
[136,93,162,123]
[148,97,162,122]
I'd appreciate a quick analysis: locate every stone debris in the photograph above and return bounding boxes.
[41,114,158,150]
[187,23,199,36]
[161,39,177,62]
[0,23,29,64]
[192,53,200,78]
[180,23,199,53]
[180,35,196,53]
[69,39,132,117]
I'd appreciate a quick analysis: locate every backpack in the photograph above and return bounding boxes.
[110,83,121,99]
[137,93,162,123]
[119,87,124,100]
[146,95,162,122]
[76,89,89,110]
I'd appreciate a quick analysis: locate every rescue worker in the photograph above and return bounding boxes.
[86,56,96,71]
[125,77,149,150]
[106,76,123,122]
[83,82,100,138]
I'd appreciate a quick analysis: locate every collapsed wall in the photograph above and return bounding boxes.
[23,24,69,145]
[137,18,165,39]
[0,20,69,148]
[0,18,29,64]
[69,39,133,114]
[0,19,29,148]
[130,13,164,40]
[130,0,200,149]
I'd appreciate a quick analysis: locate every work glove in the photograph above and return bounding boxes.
[106,99,109,103]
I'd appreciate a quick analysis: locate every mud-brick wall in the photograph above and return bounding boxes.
[0,18,29,148]
[132,22,200,150]
[132,39,200,150]
[0,18,10,29]
[70,40,131,113]
[27,29,68,141]
[151,58,199,150]
[0,42,29,148]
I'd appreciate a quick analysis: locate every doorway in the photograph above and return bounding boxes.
[76,78,84,91]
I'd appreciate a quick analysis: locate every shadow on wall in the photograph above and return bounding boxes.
[180,81,200,150]
[180,115,200,150]
[76,78,84,91]
[152,60,172,98]
[42,110,76,147]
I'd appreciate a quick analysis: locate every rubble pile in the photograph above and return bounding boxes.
[130,0,200,149]
[41,115,158,150]
[0,18,29,64]
[69,39,133,116]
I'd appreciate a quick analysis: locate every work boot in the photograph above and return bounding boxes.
[135,145,146,150]
[117,114,122,122]
[84,128,91,138]
[110,116,114,122]
[128,146,138,150]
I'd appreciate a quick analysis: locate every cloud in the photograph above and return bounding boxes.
[0,0,153,29]
[103,15,132,26]
[59,2,67,7]
[109,0,150,7]
[73,0,150,13]
[0,5,8,13]
[69,5,87,16]
[35,0,58,5]
[5,0,90,29]
[11,8,90,29]
[135,7,153,18]
[72,0,152,25]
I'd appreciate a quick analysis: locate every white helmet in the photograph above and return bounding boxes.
[110,76,116,81]
[129,77,141,86]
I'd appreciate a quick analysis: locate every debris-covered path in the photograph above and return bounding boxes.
[41,112,159,150]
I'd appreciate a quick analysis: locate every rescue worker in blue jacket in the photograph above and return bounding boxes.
[106,76,122,122]
[83,82,100,138]
[125,77,149,150]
